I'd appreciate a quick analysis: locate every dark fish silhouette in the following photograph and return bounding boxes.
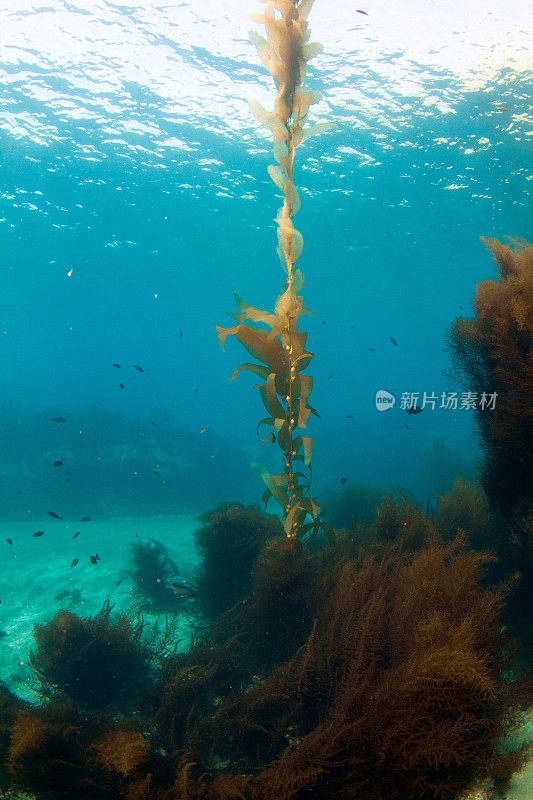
[119,383,125,389]
[53,460,63,467]
[133,364,144,372]
[112,363,121,368]
[327,375,333,380]
[32,531,45,538]
[71,558,79,567]
[368,347,375,352]
[72,531,80,539]
[193,387,198,393]
[54,588,81,603]
[179,328,183,338]
[169,582,196,599]
[5,538,13,546]
[51,417,65,423]
[340,477,348,485]
[356,9,369,15]
[406,406,423,415]
[346,414,353,419]
[65,471,73,476]
[390,336,398,346]
[349,325,356,329]
[79,517,91,522]
[48,511,62,519]
[90,554,100,565]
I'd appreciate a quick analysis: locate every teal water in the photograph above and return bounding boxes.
[0,0,531,519]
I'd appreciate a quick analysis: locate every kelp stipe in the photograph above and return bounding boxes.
[217,0,332,540]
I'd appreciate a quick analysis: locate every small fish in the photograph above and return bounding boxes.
[340,477,348,485]
[321,320,326,325]
[71,558,79,567]
[404,423,410,430]
[169,582,196,599]
[112,363,121,368]
[116,579,123,586]
[153,470,160,476]
[119,383,125,389]
[48,511,63,519]
[327,375,333,380]
[32,531,45,538]
[406,405,423,415]
[459,305,463,310]
[133,364,144,372]
[54,588,81,603]
[52,417,65,423]
[65,471,73,477]
[349,325,356,329]
[217,485,223,490]
[345,414,353,419]
[79,517,91,522]
[200,428,207,434]
[179,328,183,338]
[53,460,63,467]
[90,554,100,565]
[193,387,198,393]
[493,105,509,111]
[72,531,80,539]
[390,336,398,346]
[5,538,13,546]
[368,347,375,352]
[356,9,369,15]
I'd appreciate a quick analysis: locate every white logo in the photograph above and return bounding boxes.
[375,390,396,411]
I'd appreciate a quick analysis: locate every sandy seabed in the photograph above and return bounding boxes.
[0,513,200,702]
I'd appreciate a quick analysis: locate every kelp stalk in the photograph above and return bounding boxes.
[217,0,331,539]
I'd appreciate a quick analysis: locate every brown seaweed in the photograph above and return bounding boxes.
[217,0,332,541]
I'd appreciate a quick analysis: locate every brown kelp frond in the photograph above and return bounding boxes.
[218,0,332,541]
[446,236,533,517]
[194,503,283,619]
[29,600,154,711]
[192,533,529,799]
